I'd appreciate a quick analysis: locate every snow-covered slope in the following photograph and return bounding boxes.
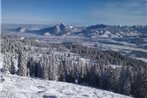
[0,74,133,98]
[0,54,3,69]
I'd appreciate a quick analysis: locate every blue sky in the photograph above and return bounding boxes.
[1,0,147,25]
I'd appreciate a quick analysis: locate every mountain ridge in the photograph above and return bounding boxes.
[10,23,147,38]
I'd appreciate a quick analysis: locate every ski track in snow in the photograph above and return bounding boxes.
[0,74,133,98]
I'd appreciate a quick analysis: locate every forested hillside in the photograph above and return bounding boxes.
[1,35,147,98]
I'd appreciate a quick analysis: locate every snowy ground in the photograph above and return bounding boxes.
[0,74,134,98]
[0,54,3,69]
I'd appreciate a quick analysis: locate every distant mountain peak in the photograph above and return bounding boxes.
[56,22,65,26]
[11,27,26,33]
[59,22,65,25]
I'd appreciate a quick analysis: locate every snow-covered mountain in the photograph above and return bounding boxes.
[11,23,80,36]
[11,27,27,33]
[10,23,147,38]
[0,74,133,98]
[77,24,145,38]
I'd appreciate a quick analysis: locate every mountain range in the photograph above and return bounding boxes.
[11,23,147,38]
